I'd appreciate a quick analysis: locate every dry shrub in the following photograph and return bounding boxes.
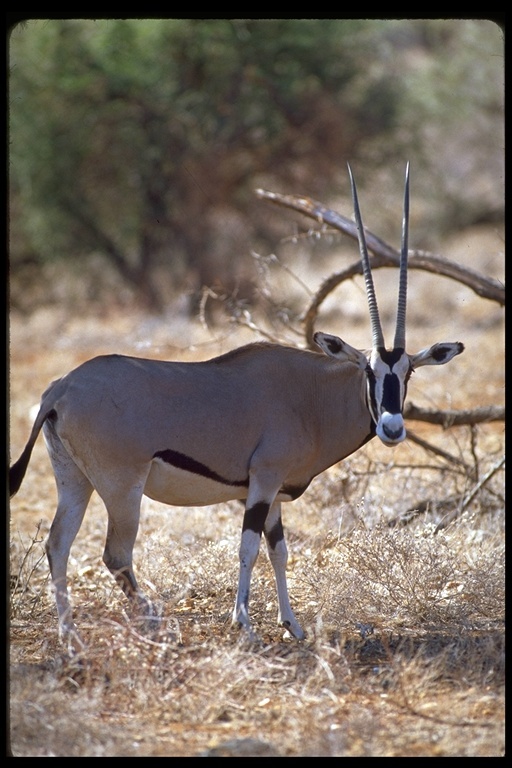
[9,425,504,756]
[315,516,505,629]
[9,254,504,756]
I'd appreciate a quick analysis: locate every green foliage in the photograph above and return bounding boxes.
[8,19,503,309]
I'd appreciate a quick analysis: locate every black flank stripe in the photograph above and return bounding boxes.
[154,449,248,487]
[281,483,309,501]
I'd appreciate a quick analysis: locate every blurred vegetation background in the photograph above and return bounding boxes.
[8,18,504,314]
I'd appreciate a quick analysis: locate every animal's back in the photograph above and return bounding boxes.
[41,346,338,474]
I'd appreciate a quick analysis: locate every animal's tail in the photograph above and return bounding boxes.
[9,407,53,497]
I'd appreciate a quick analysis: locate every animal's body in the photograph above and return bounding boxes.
[9,165,464,649]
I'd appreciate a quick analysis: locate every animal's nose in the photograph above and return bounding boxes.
[377,412,406,445]
[383,423,405,441]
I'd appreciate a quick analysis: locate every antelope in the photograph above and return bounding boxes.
[9,164,464,650]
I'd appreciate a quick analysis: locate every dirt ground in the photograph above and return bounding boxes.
[8,227,505,756]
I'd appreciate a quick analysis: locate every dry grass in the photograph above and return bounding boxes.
[8,231,504,756]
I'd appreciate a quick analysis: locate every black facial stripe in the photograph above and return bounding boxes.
[382,373,402,414]
[365,365,379,424]
[366,352,413,421]
[379,347,405,366]
[153,449,248,487]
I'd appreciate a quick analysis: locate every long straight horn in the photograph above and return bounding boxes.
[347,163,385,350]
[393,162,410,350]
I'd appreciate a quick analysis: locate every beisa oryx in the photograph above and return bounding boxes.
[9,164,464,650]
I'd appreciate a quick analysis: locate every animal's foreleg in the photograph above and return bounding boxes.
[233,501,270,635]
[264,502,306,640]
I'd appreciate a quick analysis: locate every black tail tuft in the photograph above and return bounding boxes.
[9,445,34,498]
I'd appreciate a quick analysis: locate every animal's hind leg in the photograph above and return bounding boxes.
[264,502,305,640]
[43,424,94,650]
[100,481,160,631]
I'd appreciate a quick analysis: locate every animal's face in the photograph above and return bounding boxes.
[314,331,464,447]
[365,348,412,445]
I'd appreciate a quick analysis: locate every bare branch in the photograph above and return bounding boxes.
[405,430,471,471]
[404,403,504,427]
[255,188,505,348]
[256,188,504,463]
[434,455,505,532]
[388,495,460,528]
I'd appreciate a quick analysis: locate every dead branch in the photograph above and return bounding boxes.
[255,188,504,460]
[388,495,460,528]
[405,430,472,473]
[255,188,505,349]
[388,453,504,529]
[404,403,504,427]
[434,455,505,532]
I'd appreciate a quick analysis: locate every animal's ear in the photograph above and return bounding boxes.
[410,341,464,369]
[314,332,368,370]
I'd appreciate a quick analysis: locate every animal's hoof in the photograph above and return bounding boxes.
[231,620,259,645]
[281,620,306,641]
[59,627,86,656]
